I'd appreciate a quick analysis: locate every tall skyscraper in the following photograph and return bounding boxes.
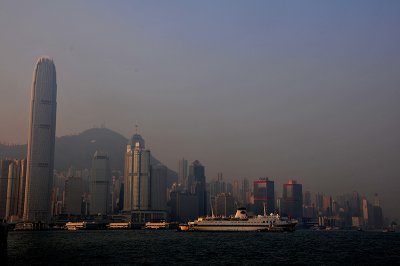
[240,178,251,205]
[209,173,227,198]
[178,158,188,190]
[232,179,240,202]
[253,177,275,215]
[24,57,57,222]
[189,160,206,216]
[151,164,167,211]
[90,151,111,215]
[64,176,83,215]
[0,160,12,219]
[281,179,303,218]
[372,193,383,229]
[350,191,361,217]
[124,134,151,211]
[6,160,27,220]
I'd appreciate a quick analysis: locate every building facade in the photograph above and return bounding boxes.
[64,176,83,215]
[0,160,12,219]
[253,177,275,215]
[281,179,303,218]
[6,160,27,220]
[151,164,167,211]
[169,191,199,222]
[124,134,151,211]
[189,160,206,217]
[90,151,111,215]
[214,193,235,217]
[24,57,57,222]
[177,158,188,191]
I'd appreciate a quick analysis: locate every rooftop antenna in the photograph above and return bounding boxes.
[134,122,139,134]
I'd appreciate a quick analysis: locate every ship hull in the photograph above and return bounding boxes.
[189,223,296,232]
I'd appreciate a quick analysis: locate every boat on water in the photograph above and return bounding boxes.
[144,221,179,230]
[65,222,99,230]
[107,222,132,230]
[144,221,169,230]
[188,207,297,232]
[178,224,190,231]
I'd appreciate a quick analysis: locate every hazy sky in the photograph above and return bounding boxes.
[1,1,399,217]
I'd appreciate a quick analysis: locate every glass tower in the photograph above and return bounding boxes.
[90,151,111,215]
[24,57,57,222]
[124,134,151,211]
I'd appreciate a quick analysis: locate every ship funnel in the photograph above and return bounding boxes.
[234,208,248,219]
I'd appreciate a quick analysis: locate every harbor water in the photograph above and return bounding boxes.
[6,230,400,265]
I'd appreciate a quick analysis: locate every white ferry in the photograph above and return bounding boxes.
[144,221,168,230]
[65,222,85,231]
[107,222,132,230]
[188,207,297,232]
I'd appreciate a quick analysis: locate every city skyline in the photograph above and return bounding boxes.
[0,1,399,220]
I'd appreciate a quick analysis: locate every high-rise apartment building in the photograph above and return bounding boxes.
[124,134,151,211]
[90,151,111,215]
[253,177,275,215]
[24,57,57,222]
[178,158,188,190]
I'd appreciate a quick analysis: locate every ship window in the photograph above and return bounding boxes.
[240,211,246,214]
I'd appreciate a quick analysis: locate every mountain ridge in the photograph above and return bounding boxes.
[0,127,177,184]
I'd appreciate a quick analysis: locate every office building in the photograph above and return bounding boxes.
[232,179,240,202]
[253,178,274,215]
[214,193,235,217]
[90,151,111,215]
[209,172,227,198]
[6,160,26,220]
[0,160,12,219]
[151,164,168,211]
[24,57,58,222]
[169,191,199,222]
[372,193,383,228]
[240,178,251,205]
[64,176,83,215]
[281,179,303,218]
[124,134,151,211]
[322,195,332,216]
[189,160,206,217]
[177,158,188,190]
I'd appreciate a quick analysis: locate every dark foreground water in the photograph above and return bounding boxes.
[6,230,400,265]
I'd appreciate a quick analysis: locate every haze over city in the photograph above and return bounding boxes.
[0,0,399,219]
